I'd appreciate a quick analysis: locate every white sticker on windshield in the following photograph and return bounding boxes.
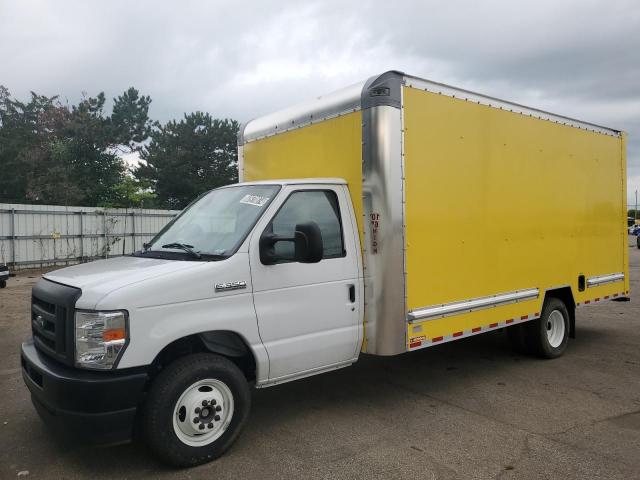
[240,194,269,207]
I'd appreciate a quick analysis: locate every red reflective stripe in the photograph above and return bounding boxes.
[613,293,618,297]
[472,327,481,333]
[505,319,514,324]
[534,312,540,317]
[595,298,600,302]
[585,300,591,304]
[409,341,422,348]
[604,295,610,299]
[432,336,444,343]
[520,315,528,320]
[452,331,463,337]
[489,323,498,328]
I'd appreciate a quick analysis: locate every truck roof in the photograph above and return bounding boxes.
[239,71,621,145]
[234,178,347,187]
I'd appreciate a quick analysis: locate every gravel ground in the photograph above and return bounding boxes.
[1,240,639,479]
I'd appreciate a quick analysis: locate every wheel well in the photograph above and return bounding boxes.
[150,331,257,382]
[543,287,576,338]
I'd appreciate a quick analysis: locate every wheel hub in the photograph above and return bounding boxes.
[546,310,565,348]
[172,379,234,446]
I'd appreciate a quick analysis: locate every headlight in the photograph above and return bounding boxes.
[75,310,128,370]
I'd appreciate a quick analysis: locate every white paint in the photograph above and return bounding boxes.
[34,180,363,388]
[248,184,362,381]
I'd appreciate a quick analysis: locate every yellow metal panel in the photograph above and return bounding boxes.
[243,112,364,245]
[403,86,627,344]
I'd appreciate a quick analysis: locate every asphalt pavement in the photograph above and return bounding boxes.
[1,239,639,479]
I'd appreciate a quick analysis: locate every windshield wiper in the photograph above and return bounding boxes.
[161,242,202,259]
[200,253,228,260]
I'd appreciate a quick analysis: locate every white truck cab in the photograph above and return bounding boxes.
[21,179,365,465]
[21,71,628,467]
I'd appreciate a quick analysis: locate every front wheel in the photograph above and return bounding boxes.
[524,297,570,359]
[142,353,251,467]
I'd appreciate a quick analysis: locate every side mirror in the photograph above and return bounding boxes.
[294,222,323,263]
[260,221,323,265]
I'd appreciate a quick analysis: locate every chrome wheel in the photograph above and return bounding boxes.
[172,379,234,447]
[546,310,565,348]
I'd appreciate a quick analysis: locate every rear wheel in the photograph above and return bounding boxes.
[0,280,5,288]
[524,297,570,358]
[142,353,251,467]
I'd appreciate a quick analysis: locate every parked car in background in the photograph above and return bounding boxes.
[0,264,8,288]
[629,225,640,235]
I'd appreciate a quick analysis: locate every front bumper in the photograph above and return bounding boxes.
[21,340,149,445]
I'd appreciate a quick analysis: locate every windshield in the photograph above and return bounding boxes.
[145,184,280,259]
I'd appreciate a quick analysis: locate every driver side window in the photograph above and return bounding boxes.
[270,190,345,262]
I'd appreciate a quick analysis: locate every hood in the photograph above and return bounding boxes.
[44,256,202,306]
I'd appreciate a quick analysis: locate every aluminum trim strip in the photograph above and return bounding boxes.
[240,81,365,144]
[408,288,540,322]
[403,75,620,137]
[586,272,624,287]
[407,311,541,351]
[399,82,408,348]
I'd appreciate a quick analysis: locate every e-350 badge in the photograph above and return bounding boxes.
[215,281,247,292]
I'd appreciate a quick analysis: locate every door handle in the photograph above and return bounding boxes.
[348,284,356,303]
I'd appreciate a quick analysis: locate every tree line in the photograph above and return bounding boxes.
[0,86,238,209]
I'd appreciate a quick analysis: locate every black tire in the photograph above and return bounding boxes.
[506,324,529,354]
[142,353,251,467]
[524,297,570,359]
[636,235,639,249]
[0,280,5,288]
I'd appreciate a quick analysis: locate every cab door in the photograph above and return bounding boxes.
[249,184,361,382]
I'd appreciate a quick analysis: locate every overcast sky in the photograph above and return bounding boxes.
[1,0,639,205]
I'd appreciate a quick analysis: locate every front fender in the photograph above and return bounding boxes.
[99,254,269,383]
[117,292,269,382]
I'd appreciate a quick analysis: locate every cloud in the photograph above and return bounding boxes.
[1,0,638,203]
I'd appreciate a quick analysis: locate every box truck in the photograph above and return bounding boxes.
[21,71,629,466]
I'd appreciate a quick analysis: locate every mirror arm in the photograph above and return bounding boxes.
[270,235,295,243]
[262,232,296,245]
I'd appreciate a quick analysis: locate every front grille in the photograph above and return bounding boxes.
[31,279,81,366]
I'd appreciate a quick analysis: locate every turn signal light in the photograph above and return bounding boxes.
[103,328,126,342]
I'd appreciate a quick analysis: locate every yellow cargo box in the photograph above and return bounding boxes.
[239,71,628,356]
